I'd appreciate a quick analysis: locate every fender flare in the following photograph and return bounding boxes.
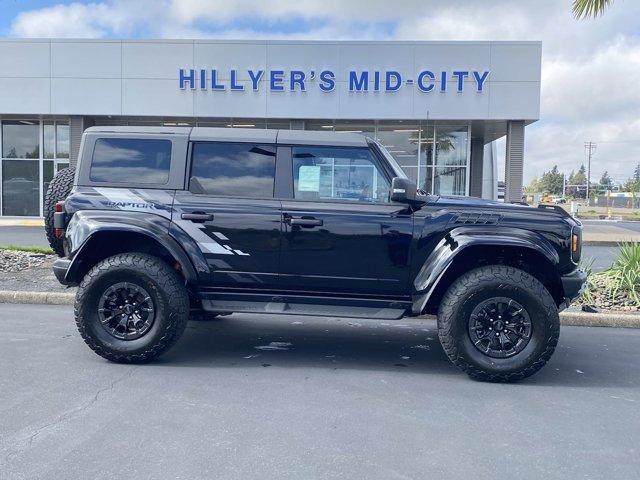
[412,226,560,314]
[64,210,207,285]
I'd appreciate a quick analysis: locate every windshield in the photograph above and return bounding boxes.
[373,140,430,195]
[373,141,408,180]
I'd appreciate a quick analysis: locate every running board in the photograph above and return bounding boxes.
[199,291,410,320]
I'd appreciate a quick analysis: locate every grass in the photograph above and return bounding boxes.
[0,244,54,255]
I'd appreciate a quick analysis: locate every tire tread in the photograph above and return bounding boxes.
[74,253,189,363]
[437,265,559,382]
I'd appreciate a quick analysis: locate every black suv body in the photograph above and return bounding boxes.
[51,126,586,381]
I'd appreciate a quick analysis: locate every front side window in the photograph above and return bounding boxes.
[90,138,172,184]
[189,142,276,198]
[293,146,390,203]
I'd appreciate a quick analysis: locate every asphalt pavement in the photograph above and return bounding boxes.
[1,304,639,480]
[0,226,48,248]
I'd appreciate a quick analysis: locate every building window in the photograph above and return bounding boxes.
[418,124,470,196]
[2,160,40,216]
[376,122,420,172]
[2,120,39,159]
[189,142,276,198]
[43,121,69,159]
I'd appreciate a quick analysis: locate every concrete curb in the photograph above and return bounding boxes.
[0,218,44,227]
[1,290,639,328]
[0,290,75,305]
[559,311,640,328]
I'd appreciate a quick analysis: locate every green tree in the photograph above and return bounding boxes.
[599,171,613,190]
[573,0,615,19]
[526,176,543,193]
[573,164,587,185]
[540,166,565,195]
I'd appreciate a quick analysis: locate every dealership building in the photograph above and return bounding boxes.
[0,39,541,217]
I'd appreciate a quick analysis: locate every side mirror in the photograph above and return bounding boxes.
[390,177,418,204]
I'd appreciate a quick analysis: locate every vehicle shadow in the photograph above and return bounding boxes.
[160,314,457,376]
[155,315,640,389]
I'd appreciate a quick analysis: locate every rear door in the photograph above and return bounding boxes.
[173,140,281,290]
[279,145,414,296]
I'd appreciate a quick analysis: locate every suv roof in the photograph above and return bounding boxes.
[84,126,369,147]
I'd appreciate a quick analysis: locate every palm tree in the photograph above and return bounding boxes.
[573,0,615,19]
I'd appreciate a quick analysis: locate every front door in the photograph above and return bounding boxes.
[173,141,281,289]
[279,145,414,296]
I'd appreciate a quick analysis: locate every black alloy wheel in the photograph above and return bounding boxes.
[467,297,532,359]
[98,282,156,340]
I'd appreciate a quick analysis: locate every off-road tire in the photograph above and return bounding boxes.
[75,253,189,363]
[437,265,559,382]
[44,167,74,257]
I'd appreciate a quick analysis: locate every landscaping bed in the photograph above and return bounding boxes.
[578,242,640,314]
[0,248,74,294]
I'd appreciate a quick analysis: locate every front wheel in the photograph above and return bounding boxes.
[437,265,559,382]
[75,253,189,363]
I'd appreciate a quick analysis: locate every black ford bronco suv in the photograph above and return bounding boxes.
[47,126,586,382]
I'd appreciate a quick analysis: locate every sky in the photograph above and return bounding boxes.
[0,0,639,184]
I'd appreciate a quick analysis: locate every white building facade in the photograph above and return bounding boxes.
[0,39,541,217]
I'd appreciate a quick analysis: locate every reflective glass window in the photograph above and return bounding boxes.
[375,123,419,168]
[44,122,56,159]
[90,138,172,184]
[2,121,39,159]
[435,126,468,166]
[56,123,70,158]
[292,146,390,203]
[2,160,40,216]
[43,160,54,208]
[189,142,276,198]
[433,166,467,196]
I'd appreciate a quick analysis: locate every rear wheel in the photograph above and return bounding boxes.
[75,253,189,363]
[44,167,74,256]
[437,265,559,382]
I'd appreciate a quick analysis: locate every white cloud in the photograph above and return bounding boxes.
[8,0,640,183]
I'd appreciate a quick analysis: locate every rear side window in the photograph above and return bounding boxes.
[189,142,276,198]
[90,138,172,184]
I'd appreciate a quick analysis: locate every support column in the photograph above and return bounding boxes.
[505,120,525,203]
[469,137,484,198]
[69,116,95,169]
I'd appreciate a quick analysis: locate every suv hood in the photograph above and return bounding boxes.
[430,195,531,211]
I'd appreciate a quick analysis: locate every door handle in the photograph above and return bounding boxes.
[181,212,213,222]
[285,216,323,227]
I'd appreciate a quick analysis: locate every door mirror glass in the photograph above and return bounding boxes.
[390,177,418,204]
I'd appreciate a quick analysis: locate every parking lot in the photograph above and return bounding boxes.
[1,304,639,479]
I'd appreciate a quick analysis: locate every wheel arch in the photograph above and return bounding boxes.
[413,229,564,315]
[64,216,200,288]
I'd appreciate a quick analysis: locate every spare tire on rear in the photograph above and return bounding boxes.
[44,167,75,257]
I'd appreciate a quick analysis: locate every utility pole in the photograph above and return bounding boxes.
[584,142,596,205]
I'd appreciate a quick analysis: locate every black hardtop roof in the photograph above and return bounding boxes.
[84,126,369,147]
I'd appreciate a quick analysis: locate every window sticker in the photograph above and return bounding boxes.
[298,165,321,192]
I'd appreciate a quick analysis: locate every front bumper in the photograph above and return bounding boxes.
[52,258,72,286]
[561,268,588,305]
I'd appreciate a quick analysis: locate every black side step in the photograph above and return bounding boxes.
[199,291,410,320]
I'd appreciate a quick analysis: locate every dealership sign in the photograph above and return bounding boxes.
[178,68,490,93]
